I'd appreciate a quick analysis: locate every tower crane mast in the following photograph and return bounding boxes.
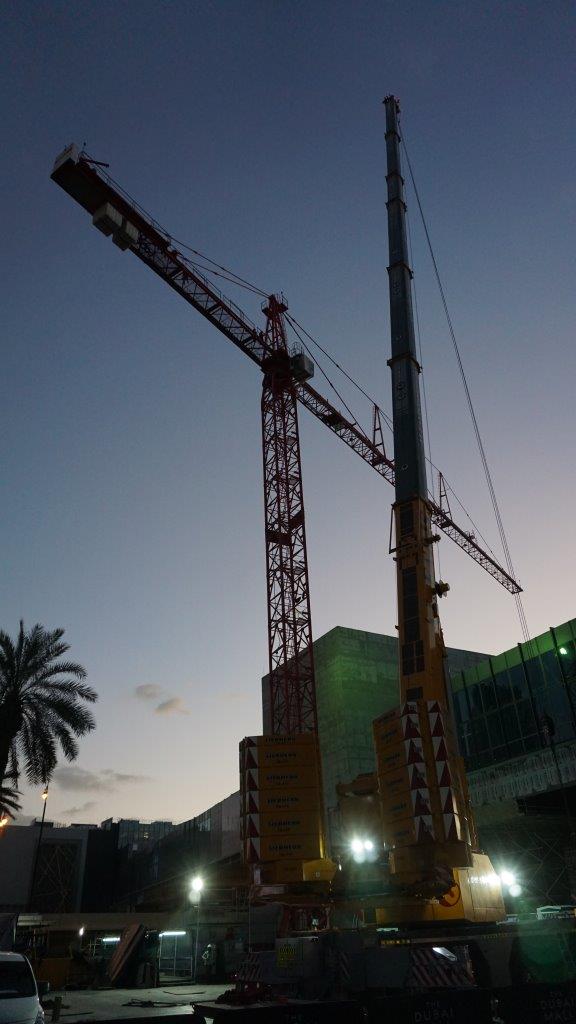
[261,295,317,734]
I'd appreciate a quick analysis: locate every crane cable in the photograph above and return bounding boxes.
[83,150,512,585]
[399,124,530,644]
[285,318,363,431]
[285,314,500,560]
[285,313,394,432]
[83,150,521,583]
[171,170,507,574]
[405,200,442,577]
[173,246,268,298]
[82,157,269,299]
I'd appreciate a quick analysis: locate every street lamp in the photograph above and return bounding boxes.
[349,837,377,862]
[499,869,523,900]
[189,876,204,983]
[28,785,49,911]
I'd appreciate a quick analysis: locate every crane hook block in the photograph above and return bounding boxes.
[434,581,450,598]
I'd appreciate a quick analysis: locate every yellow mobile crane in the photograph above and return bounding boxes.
[368,96,504,923]
[241,97,506,928]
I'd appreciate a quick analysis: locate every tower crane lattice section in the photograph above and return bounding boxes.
[261,295,317,734]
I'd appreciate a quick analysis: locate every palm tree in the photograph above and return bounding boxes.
[0,622,97,788]
[0,785,22,821]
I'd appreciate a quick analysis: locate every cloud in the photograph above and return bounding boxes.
[53,766,148,793]
[53,767,102,792]
[134,684,163,701]
[61,801,97,817]
[101,770,146,785]
[136,685,190,715]
[155,697,190,716]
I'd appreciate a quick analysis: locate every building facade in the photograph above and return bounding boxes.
[7,621,573,921]
[0,822,100,913]
[453,620,576,779]
[453,619,576,904]
[263,626,489,833]
[261,621,576,902]
[0,818,174,915]
[101,818,174,851]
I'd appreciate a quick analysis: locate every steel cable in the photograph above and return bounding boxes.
[399,124,530,641]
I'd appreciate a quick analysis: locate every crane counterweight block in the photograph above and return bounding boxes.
[92,202,122,237]
[92,201,139,251]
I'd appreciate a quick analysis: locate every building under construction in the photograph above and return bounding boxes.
[11,617,572,917]
[122,616,576,912]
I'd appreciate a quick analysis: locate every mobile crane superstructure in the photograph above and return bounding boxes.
[368,97,504,922]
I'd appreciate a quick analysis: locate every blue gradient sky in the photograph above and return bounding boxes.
[1,1,574,825]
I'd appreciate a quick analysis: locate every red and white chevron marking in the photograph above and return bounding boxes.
[236,953,263,983]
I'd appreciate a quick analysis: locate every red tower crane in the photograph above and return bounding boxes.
[50,144,521,750]
[261,295,317,734]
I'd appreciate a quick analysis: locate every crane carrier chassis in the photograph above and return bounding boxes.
[192,919,576,1023]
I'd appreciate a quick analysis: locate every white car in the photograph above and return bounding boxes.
[0,953,45,1024]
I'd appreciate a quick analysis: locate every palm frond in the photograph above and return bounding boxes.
[31,679,97,703]
[0,622,96,789]
[0,785,22,819]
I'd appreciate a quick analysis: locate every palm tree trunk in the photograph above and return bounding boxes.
[0,708,20,786]
[0,739,13,787]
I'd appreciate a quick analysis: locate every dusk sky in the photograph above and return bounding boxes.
[1,1,574,826]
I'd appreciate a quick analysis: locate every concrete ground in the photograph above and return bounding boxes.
[45,984,230,1022]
